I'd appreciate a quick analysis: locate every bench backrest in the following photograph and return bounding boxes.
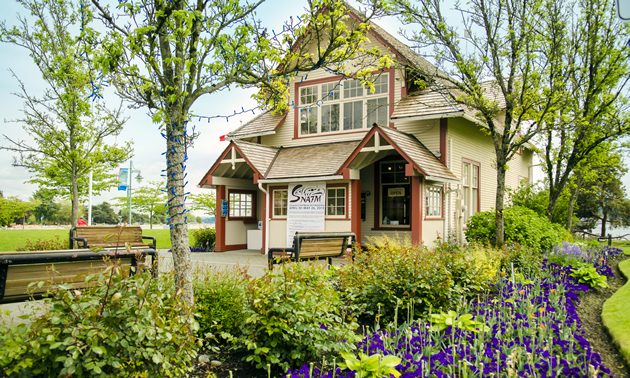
[296,238,347,259]
[73,226,145,247]
[0,249,152,303]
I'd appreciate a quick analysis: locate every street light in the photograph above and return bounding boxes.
[127,160,143,225]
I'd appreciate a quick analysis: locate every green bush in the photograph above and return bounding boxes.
[15,235,67,251]
[0,262,199,377]
[231,263,359,372]
[194,266,249,346]
[465,206,572,252]
[191,227,216,251]
[338,237,487,326]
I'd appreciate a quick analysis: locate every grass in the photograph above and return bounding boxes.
[0,228,200,251]
[602,258,630,366]
[611,241,630,256]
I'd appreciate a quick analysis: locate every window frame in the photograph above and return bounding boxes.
[227,189,257,222]
[270,186,288,219]
[326,184,349,219]
[462,158,481,220]
[378,160,411,228]
[424,185,444,219]
[296,73,390,138]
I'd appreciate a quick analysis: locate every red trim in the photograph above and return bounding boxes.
[269,186,289,220]
[373,163,380,231]
[411,176,422,246]
[227,189,258,222]
[401,79,407,99]
[232,145,262,177]
[440,118,448,167]
[204,142,262,180]
[351,180,361,246]
[215,185,226,252]
[389,70,395,128]
[261,184,267,254]
[337,125,426,176]
[274,113,288,130]
[200,143,234,186]
[326,183,350,220]
[405,163,414,177]
[222,244,248,252]
[293,69,395,140]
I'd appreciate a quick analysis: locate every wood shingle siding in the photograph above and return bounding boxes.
[233,140,280,177]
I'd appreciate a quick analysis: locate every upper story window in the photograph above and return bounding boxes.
[299,74,389,136]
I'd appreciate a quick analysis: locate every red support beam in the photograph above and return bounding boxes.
[261,185,267,254]
[411,176,422,246]
[351,180,362,247]
[440,118,448,167]
[215,185,226,252]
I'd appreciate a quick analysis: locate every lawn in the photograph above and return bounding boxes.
[0,228,197,251]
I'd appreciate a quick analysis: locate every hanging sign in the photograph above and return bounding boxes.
[118,168,128,191]
[388,187,405,197]
[286,182,326,247]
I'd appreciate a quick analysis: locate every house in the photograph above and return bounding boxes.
[198,8,534,253]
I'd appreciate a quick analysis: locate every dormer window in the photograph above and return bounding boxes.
[298,74,389,136]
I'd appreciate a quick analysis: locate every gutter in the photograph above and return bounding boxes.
[391,111,464,123]
[425,175,461,185]
[258,175,345,184]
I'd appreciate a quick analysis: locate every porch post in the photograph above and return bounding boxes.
[411,175,422,246]
[261,184,267,254]
[215,185,226,252]
[351,180,361,247]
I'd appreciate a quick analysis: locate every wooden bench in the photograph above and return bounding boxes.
[267,231,355,269]
[69,226,156,250]
[0,249,157,304]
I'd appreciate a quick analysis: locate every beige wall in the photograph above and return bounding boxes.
[224,183,260,247]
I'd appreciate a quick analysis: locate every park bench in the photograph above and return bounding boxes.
[0,248,157,304]
[267,231,355,269]
[69,225,156,250]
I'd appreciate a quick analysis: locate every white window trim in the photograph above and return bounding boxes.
[298,74,389,137]
[425,185,443,218]
[326,187,347,218]
[272,189,288,219]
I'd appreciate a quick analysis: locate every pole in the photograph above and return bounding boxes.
[128,160,133,225]
[88,170,93,225]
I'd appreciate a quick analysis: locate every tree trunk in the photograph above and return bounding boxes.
[601,211,608,237]
[71,161,79,227]
[566,174,582,231]
[150,210,153,230]
[495,164,507,247]
[166,113,193,307]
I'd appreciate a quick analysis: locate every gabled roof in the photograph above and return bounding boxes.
[377,125,458,183]
[266,141,361,179]
[227,111,287,140]
[391,87,463,120]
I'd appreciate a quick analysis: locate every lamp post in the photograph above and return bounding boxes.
[127,160,143,224]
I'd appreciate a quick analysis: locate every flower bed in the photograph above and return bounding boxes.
[287,246,623,378]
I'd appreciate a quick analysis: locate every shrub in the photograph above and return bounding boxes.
[191,227,216,251]
[465,206,572,252]
[16,235,66,251]
[231,262,359,372]
[338,237,487,325]
[0,261,199,377]
[194,266,249,346]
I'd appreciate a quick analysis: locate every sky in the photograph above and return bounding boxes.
[0,0,626,216]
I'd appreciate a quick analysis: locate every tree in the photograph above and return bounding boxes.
[190,192,216,218]
[115,180,167,229]
[88,0,389,305]
[536,0,630,223]
[0,0,132,228]
[31,188,59,224]
[576,156,630,236]
[92,202,119,225]
[393,0,556,246]
[0,196,38,228]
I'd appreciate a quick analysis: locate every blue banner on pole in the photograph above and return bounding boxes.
[118,168,128,191]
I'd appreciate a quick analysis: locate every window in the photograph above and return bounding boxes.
[273,189,288,217]
[426,186,442,218]
[297,74,389,136]
[228,190,256,220]
[327,187,346,217]
[462,161,480,221]
[380,161,410,226]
